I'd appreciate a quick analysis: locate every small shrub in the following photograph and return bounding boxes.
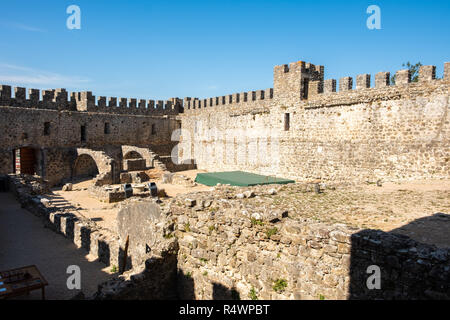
[199,258,208,263]
[272,279,288,293]
[251,218,264,226]
[184,223,191,232]
[249,287,258,300]
[319,294,325,300]
[185,271,192,278]
[203,271,208,276]
[266,227,278,238]
[110,265,118,273]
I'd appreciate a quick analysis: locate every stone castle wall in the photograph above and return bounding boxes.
[1,60,449,185]
[0,86,181,185]
[178,62,450,182]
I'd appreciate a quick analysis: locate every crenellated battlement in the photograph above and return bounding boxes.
[0,85,182,116]
[183,88,274,113]
[1,61,448,117]
[306,62,450,103]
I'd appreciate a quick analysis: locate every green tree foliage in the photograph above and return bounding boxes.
[390,62,422,85]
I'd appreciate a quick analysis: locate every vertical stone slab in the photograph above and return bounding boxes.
[356,74,371,90]
[0,85,12,104]
[108,97,117,108]
[147,99,155,110]
[28,89,40,107]
[138,99,146,110]
[55,89,69,110]
[375,72,390,88]
[240,92,248,103]
[444,62,450,80]
[265,88,273,99]
[419,65,436,82]
[396,70,411,85]
[308,80,323,99]
[248,91,256,102]
[98,96,107,108]
[119,98,128,108]
[324,79,336,93]
[339,77,353,91]
[183,97,191,109]
[128,98,137,109]
[232,93,240,104]
[256,90,265,100]
[156,100,164,111]
[14,87,26,103]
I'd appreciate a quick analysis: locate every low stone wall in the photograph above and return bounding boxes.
[7,175,124,270]
[170,185,450,300]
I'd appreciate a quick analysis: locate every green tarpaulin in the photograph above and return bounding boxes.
[195,171,295,187]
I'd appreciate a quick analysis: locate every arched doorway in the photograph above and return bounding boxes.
[73,154,99,180]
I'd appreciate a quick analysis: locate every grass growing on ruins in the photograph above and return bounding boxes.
[272,279,288,293]
[249,287,258,300]
[265,227,278,238]
[251,218,264,226]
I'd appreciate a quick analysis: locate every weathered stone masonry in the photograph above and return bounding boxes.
[0,87,182,186]
[1,60,449,185]
[179,61,450,182]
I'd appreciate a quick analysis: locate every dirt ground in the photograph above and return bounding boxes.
[47,172,449,248]
[48,170,211,232]
[269,179,450,247]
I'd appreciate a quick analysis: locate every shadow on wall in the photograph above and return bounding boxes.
[176,270,240,300]
[349,213,450,300]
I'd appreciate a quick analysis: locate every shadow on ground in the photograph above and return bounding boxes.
[349,213,450,300]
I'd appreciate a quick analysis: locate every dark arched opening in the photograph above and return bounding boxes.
[73,154,99,180]
[124,151,143,160]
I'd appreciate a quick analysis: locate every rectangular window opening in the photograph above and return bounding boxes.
[81,125,86,142]
[104,122,110,134]
[284,113,290,131]
[43,122,50,136]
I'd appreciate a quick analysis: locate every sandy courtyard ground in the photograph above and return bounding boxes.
[48,170,211,232]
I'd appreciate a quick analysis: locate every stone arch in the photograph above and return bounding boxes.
[124,150,144,160]
[121,146,156,169]
[74,148,117,185]
[73,154,99,178]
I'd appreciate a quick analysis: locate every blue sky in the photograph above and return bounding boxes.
[0,0,449,100]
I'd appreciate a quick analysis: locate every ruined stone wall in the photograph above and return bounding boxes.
[171,186,450,300]
[179,62,450,182]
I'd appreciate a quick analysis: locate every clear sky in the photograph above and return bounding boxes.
[0,0,449,100]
